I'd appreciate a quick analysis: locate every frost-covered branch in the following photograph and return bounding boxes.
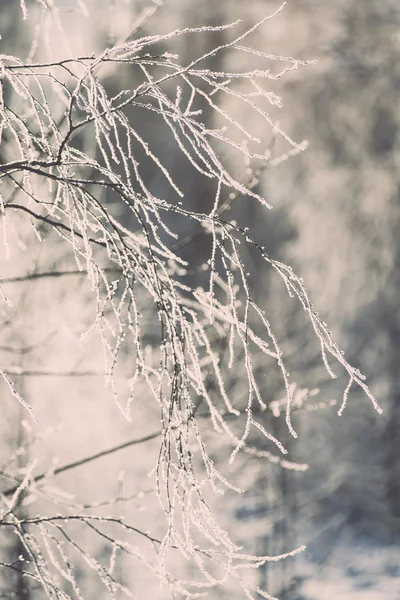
[0,1,381,598]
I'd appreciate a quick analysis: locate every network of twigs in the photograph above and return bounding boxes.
[0,2,381,598]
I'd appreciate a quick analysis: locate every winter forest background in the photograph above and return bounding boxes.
[0,0,399,598]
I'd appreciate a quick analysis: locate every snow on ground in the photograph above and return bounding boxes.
[299,544,400,599]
